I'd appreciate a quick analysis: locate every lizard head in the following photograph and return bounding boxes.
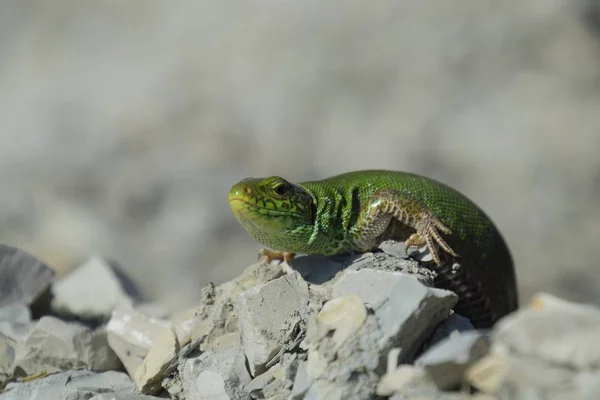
[228,176,314,249]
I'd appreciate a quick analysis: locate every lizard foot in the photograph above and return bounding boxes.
[258,248,295,264]
[404,216,458,266]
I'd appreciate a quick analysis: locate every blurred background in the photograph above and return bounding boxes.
[1,0,600,312]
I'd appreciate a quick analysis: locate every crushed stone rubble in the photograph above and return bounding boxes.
[0,242,598,400]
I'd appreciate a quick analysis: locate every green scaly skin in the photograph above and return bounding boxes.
[229,169,518,328]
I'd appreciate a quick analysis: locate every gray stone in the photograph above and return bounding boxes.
[332,269,426,311]
[290,361,310,399]
[0,303,33,342]
[191,262,283,350]
[236,271,309,376]
[0,244,55,308]
[106,303,170,378]
[0,334,16,384]
[170,347,251,400]
[1,370,136,400]
[51,256,137,321]
[13,316,121,376]
[493,292,600,369]
[415,331,489,390]
[247,353,300,399]
[343,252,436,282]
[90,394,166,400]
[378,240,409,259]
[289,255,344,285]
[423,313,475,351]
[374,272,457,363]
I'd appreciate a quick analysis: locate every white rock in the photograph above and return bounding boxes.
[0,244,55,308]
[106,303,170,378]
[376,365,427,396]
[51,256,137,320]
[134,324,179,394]
[236,271,309,376]
[315,295,367,351]
[493,292,600,369]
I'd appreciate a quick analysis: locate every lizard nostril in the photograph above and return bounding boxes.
[243,187,251,195]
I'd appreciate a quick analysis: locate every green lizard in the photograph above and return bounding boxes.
[228,169,518,328]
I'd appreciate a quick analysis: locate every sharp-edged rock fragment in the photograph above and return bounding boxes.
[106,304,170,378]
[134,324,179,394]
[466,293,600,398]
[236,271,309,376]
[190,262,283,350]
[415,331,489,390]
[51,256,138,321]
[376,364,428,397]
[1,370,136,400]
[13,316,121,376]
[0,244,55,308]
[289,255,344,285]
[90,394,167,400]
[332,269,427,311]
[314,295,367,352]
[373,272,458,363]
[166,346,251,400]
[493,292,600,369]
[423,312,475,351]
[247,353,300,399]
[0,334,16,384]
[290,360,310,400]
[0,303,33,342]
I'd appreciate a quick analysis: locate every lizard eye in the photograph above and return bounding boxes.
[273,182,289,196]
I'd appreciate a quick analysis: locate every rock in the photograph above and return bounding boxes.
[0,334,16,384]
[191,262,283,350]
[13,316,121,376]
[464,346,510,394]
[51,256,137,321]
[0,244,55,308]
[493,292,600,369]
[305,313,382,399]
[370,272,457,363]
[1,370,136,400]
[0,303,33,342]
[423,313,475,351]
[415,331,489,390]
[247,353,300,399]
[376,364,428,397]
[378,240,409,259]
[134,324,179,394]
[314,295,367,352]
[236,271,309,376]
[289,255,345,285]
[290,360,310,399]
[90,395,166,400]
[332,269,428,311]
[165,346,251,400]
[342,252,436,282]
[106,304,170,378]
[465,293,600,399]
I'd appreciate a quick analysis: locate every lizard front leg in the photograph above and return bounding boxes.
[355,189,458,266]
[258,248,295,264]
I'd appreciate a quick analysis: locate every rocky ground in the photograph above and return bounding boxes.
[1,243,598,400]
